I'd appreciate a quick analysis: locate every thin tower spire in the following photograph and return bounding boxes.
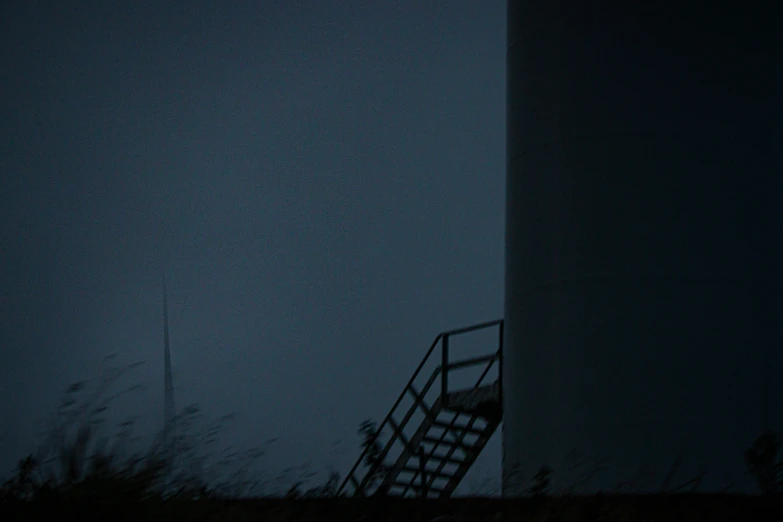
[163,275,175,445]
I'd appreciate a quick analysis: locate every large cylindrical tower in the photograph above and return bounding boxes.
[503,1,781,494]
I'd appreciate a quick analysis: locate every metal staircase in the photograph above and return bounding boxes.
[337,319,504,498]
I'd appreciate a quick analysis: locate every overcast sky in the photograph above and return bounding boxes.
[0,1,505,493]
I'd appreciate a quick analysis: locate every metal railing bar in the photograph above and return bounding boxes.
[337,335,443,494]
[440,318,503,338]
[473,353,498,389]
[357,366,445,492]
[386,416,413,450]
[407,384,436,421]
[445,354,497,372]
[425,415,481,494]
[337,318,504,496]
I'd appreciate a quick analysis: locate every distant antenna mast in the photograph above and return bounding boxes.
[163,275,175,445]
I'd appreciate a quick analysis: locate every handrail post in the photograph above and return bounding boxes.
[441,334,449,407]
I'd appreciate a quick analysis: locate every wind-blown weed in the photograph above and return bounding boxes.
[0,356,274,504]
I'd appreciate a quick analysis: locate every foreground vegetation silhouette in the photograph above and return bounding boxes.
[0,357,340,505]
[2,356,782,518]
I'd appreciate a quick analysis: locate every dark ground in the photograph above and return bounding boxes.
[2,495,782,521]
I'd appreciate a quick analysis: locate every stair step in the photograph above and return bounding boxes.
[439,421,501,496]
[399,465,454,479]
[422,435,472,452]
[422,452,465,465]
[431,419,486,436]
[444,382,500,412]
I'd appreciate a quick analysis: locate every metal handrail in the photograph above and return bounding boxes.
[445,354,496,372]
[401,350,500,497]
[440,318,503,405]
[337,337,442,495]
[357,366,443,492]
[337,318,504,496]
[441,318,503,337]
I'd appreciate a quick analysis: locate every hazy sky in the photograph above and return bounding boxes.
[0,1,506,493]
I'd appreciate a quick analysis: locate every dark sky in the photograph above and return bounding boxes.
[0,1,506,493]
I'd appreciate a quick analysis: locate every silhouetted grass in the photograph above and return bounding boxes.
[0,356,336,506]
[3,359,782,522]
